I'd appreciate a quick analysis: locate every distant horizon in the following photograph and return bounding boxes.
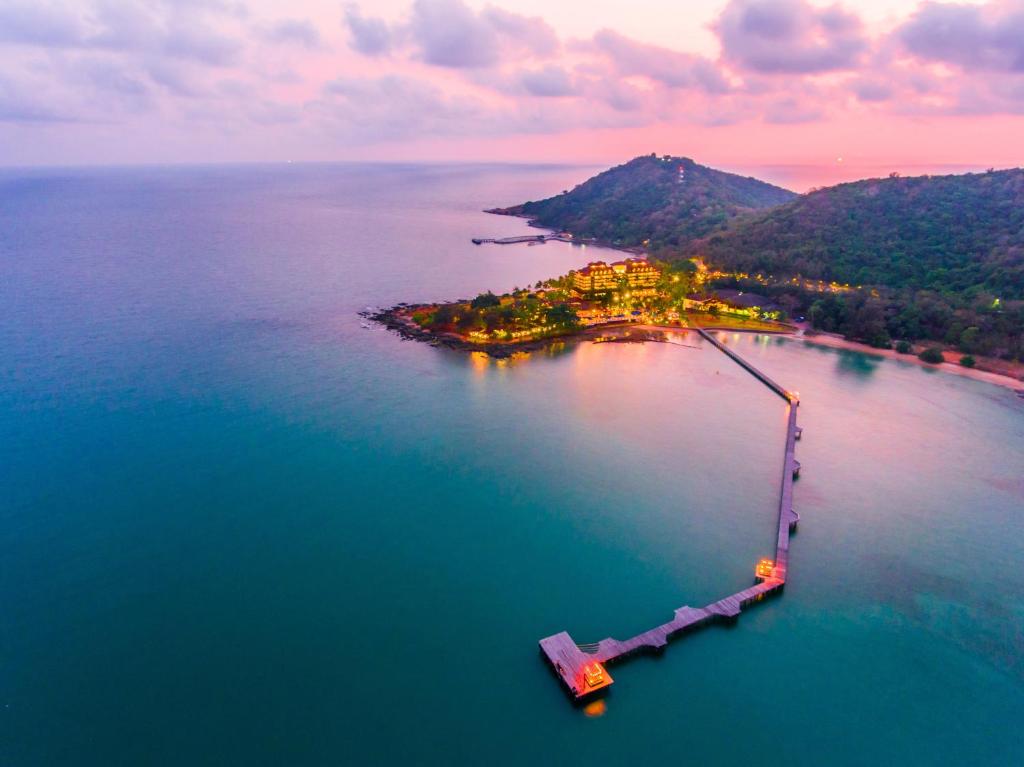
[3,1,1023,178]
[2,155,1018,195]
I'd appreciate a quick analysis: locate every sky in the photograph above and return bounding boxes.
[2,0,1023,186]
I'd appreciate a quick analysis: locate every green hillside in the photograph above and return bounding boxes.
[496,159,1023,360]
[694,169,1024,299]
[493,154,796,250]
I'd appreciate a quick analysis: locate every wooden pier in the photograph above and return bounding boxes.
[471,234,572,245]
[540,329,802,700]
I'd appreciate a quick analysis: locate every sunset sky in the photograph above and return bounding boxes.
[3,0,1023,186]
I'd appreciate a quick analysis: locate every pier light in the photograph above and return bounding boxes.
[583,663,606,688]
[755,558,775,580]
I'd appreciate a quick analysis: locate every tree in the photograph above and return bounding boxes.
[958,326,980,354]
[431,304,459,328]
[544,303,579,328]
[456,309,482,331]
[895,340,913,354]
[919,347,945,364]
[960,355,976,368]
[470,292,500,309]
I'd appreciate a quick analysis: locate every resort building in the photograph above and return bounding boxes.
[683,290,783,320]
[572,262,619,295]
[573,259,661,296]
[616,258,660,296]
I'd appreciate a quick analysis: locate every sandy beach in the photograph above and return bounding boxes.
[794,329,1024,392]
[616,323,1024,393]
[373,306,1024,394]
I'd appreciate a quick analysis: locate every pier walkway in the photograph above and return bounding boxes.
[471,234,572,245]
[540,329,801,700]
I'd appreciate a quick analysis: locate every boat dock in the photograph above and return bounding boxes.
[471,234,573,245]
[539,328,802,700]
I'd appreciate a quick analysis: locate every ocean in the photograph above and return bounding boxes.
[2,163,1023,765]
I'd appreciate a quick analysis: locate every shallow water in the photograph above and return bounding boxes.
[2,164,1022,765]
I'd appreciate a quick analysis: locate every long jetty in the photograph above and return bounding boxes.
[471,234,573,245]
[539,328,801,700]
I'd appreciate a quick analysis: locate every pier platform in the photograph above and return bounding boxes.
[540,329,802,700]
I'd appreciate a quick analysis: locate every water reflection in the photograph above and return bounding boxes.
[834,349,881,377]
[801,340,882,381]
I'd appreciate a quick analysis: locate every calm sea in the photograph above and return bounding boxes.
[2,163,1023,766]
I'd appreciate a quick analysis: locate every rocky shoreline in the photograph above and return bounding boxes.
[361,305,581,358]
[361,305,674,359]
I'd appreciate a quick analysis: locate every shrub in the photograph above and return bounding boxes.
[895,340,912,354]
[919,347,945,364]
[960,355,976,368]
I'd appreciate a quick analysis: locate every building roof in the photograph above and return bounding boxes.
[577,261,614,276]
[711,289,776,309]
[716,288,770,307]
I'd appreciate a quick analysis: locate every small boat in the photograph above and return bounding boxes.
[360,322,371,329]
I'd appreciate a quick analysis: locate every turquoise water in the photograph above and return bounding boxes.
[2,164,1023,765]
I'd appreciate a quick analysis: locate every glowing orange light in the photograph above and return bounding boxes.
[583,700,607,718]
[755,558,775,579]
[583,663,605,687]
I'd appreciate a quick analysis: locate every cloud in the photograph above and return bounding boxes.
[71,57,153,113]
[851,78,893,103]
[7,0,1024,159]
[0,73,80,123]
[715,0,867,73]
[345,0,560,69]
[320,74,488,139]
[144,59,207,98]
[0,2,88,47]
[344,5,392,56]
[587,77,648,112]
[261,18,322,49]
[408,0,499,67]
[0,1,244,66]
[762,95,824,123]
[481,7,559,58]
[591,29,730,92]
[899,1,1024,72]
[160,21,241,66]
[520,65,576,97]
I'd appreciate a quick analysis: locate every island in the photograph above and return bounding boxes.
[372,155,1023,389]
[367,255,795,358]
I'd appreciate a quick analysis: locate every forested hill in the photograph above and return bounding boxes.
[493,154,796,249]
[694,169,1024,299]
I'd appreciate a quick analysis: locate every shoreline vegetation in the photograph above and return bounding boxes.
[797,328,1024,392]
[365,306,1024,394]
[365,255,801,359]
[369,153,1023,394]
[488,155,1024,369]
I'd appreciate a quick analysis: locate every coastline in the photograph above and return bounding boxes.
[483,208,645,256]
[796,329,1024,393]
[364,305,697,358]
[367,304,1024,395]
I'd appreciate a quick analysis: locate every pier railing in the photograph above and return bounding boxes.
[539,328,802,700]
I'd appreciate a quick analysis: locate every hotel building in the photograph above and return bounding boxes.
[572,259,661,296]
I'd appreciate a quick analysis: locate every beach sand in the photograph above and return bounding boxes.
[795,329,1024,393]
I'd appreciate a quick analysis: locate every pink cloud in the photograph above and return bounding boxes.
[715,0,867,73]
[0,0,1022,171]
